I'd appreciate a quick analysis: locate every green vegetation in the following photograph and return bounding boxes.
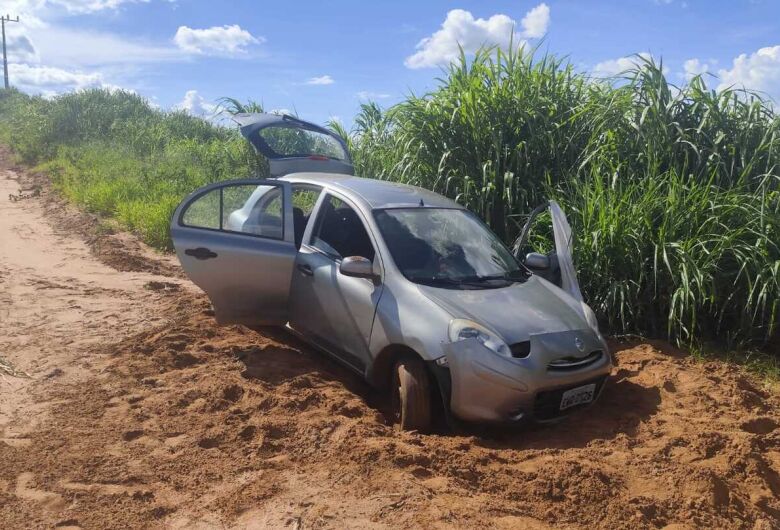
[347,49,780,350]
[0,46,778,352]
[0,88,260,248]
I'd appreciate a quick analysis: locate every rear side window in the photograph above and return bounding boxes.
[311,194,375,261]
[180,183,285,240]
[182,188,220,229]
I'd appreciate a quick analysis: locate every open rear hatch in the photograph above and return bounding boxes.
[235,113,354,178]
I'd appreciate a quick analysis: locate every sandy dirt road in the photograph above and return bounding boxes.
[1,153,780,529]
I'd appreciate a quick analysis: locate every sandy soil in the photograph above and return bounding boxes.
[1,151,779,530]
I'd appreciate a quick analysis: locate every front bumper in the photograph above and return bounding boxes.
[443,329,612,423]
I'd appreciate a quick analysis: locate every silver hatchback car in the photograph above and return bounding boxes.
[170,114,612,431]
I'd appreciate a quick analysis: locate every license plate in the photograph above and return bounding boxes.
[559,383,596,410]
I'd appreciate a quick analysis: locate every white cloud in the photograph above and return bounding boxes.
[4,1,245,99]
[520,3,550,39]
[305,75,335,85]
[173,25,263,56]
[8,63,118,93]
[683,58,708,79]
[5,25,188,97]
[175,90,219,118]
[682,58,718,81]
[47,0,149,13]
[356,91,391,101]
[5,2,195,68]
[404,4,550,69]
[3,0,150,24]
[6,33,39,63]
[21,27,180,68]
[593,52,653,77]
[0,1,46,27]
[717,45,780,101]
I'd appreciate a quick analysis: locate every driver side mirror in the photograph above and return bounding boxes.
[524,252,550,270]
[339,256,377,279]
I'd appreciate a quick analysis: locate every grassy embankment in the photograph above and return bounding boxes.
[0,88,261,248]
[0,48,777,366]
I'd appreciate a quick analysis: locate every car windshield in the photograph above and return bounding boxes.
[374,208,528,288]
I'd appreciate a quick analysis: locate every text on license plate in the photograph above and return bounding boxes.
[559,383,596,410]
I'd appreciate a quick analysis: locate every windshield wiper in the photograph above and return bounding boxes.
[409,272,526,289]
[457,270,529,284]
[409,276,493,289]
[408,276,467,287]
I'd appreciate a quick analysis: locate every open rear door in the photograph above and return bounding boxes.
[235,113,354,178]
[170,179,296,326]
[513,201,599,330]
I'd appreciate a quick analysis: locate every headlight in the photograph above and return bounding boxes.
[448,319,510,356]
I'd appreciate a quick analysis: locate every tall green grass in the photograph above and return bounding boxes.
[0,46,778,350]
[345,48,780,348]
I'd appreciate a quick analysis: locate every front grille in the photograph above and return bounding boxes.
[533,375,607,421]
[509,341,531,358]
[547,350,604,371]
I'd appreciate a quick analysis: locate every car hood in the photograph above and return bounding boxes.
[416,275,593,344]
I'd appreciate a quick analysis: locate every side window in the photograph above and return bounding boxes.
[180,183,285,240]
[311,194,375,261]
[182,188,220,229]
[241,186,283,239]
[291,185,322,249]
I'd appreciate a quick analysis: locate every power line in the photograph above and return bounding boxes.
[2,14,21,90]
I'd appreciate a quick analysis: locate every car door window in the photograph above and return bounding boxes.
[180,183,285,240]
[291,185,322,249]
[311,194,375,261]
[182,188,221,229]
[241,186,283,238]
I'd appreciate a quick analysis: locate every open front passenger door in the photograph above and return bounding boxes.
[170,179,296,326]
[513,200,599,330]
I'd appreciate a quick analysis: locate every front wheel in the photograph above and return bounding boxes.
[392,358,432,432]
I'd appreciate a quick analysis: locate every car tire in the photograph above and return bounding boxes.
[393,358,432,432]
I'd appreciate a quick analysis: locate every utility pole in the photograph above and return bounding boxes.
[2,15,21,90]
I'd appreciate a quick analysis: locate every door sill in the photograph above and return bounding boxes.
[284,323,366,377]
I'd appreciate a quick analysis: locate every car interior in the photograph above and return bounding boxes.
[293,207,307,248]
[241,188,283,239]
[312,197,375,261]
[238,187,374,263]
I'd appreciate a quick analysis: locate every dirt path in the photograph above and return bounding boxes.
[1,154,779,529]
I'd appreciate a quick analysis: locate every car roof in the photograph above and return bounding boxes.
[281,172,464,210]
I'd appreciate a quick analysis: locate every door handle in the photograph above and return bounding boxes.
[185,247,218,260]
[297,263,314,276]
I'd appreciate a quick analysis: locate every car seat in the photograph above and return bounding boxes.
[293,207,306,249]
[337,208,374,260]
[318,206,374,261]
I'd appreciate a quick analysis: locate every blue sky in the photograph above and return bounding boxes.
[3,0,780,126]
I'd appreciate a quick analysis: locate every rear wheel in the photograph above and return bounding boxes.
[392,358,432,432]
